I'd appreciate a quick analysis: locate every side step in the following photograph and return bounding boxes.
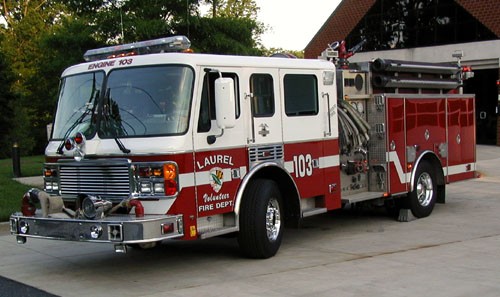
[302,208,327,218]
[341,191,385,204]
[199,226,239,239]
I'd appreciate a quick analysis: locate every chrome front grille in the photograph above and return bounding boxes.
[59,159,131,202]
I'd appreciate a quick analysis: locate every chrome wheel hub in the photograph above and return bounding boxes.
[266,198,281,242]
[416,172,433,207]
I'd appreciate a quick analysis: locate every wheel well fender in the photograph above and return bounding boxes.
[234,162,301,227]
[411,150,446,203]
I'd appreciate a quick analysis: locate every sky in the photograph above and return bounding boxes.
[255,0,342,50]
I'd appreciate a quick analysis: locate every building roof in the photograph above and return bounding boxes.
[304,0,500,59]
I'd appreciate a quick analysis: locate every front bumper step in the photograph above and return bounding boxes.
[10,213,184,244]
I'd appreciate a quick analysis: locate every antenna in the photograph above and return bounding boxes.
[120,6,125,43]
[186,0,190,38]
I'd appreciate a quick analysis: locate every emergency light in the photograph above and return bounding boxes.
[83,35,191,62]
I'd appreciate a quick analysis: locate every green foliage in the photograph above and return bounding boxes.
[206,0,259,19]
[262,47,305,58]
[0,155,44,221]
[0,0,269,158]
[0,35,15,159]
[0,1,68,155]
[187,17,262,55]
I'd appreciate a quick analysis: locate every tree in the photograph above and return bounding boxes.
[204,0,258,19]
[0,0,267,156]
[200,0,264,53]
[0,1,69,155]
[0,34,15,158]
[262,47,304,58]
[217,0,259,19]
[187,16,262,55]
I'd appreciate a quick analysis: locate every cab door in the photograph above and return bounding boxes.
[192,67,247,222]
[247,69,282,146]
[280,69,340,210]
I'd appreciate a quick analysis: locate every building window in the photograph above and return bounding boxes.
[346,0,497,51]
[284,74,318,116]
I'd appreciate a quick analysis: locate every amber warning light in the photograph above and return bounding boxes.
[83,35,191,62]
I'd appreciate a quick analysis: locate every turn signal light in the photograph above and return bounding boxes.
[163,164,178,196]
[163,164,177,179]
[44,168,57,177]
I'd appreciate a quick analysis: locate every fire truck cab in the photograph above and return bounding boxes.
[10,36,476,258]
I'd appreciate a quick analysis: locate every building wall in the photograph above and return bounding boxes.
[304,0,500,145]
[348,40,500,69]
[498,68,500,145]
[305,0,500,59]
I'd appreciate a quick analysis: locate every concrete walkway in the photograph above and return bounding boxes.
[13,175,44,188]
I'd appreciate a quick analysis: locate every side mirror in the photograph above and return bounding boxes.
[214,77,236,129]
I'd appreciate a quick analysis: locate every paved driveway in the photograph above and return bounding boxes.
[1,145,499,297]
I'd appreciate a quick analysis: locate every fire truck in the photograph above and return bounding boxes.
[10,36,476,258]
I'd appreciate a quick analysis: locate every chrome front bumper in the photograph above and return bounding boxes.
[10,213,184,244]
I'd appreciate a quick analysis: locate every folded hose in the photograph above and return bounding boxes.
[337,100,371,153]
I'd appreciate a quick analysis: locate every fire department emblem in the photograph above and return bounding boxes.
[209,167,224,193]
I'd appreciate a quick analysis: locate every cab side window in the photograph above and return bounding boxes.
[284,74,318,116]
[250,74,274,117]
[198,72,240,132]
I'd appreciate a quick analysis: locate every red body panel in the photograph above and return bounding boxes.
[385,95,476,192]
[284,139,341,210]
[446,97,476,180]
[193,147,247,217]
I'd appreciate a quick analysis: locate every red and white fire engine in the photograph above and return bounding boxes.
[10,36,476,258]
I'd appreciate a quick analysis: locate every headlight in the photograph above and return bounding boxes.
[133,162,179,197]
[43,165,59,194]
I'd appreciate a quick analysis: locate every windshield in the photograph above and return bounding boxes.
[100,65,194,138]
[52,65,194,140]
[52,72,104,139]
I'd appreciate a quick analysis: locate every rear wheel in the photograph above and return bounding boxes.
[238,179,283,259]
[407,161,437,218]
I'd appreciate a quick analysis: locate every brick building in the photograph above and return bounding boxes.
[305,0,500,145]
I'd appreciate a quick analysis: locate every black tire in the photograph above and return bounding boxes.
[238,179,284,259]
[407,161,437,218]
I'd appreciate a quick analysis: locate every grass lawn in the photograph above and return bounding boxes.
[0,156,45,221]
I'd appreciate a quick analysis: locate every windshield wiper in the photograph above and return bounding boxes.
[114,137,131,154]
[56,73,100,155]
[102,88,131,154]
[56,91,99,155]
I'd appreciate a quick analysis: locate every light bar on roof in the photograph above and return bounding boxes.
[83,35,191,62]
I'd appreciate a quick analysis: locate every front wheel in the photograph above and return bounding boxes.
[407,161,437,218]
[238,179,284,259]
